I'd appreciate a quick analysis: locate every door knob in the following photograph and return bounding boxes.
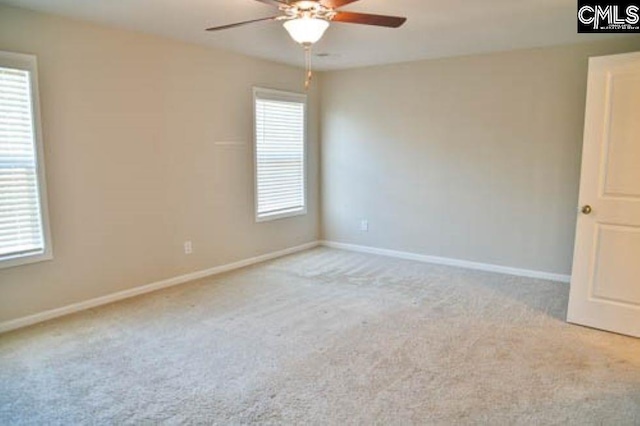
[581,205,592,215]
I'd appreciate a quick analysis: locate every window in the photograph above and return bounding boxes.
[0,51,52,268]
[253,87,307,222]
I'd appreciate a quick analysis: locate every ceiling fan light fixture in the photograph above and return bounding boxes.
[283,17,329,45]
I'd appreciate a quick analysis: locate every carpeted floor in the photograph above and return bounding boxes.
[1,247,639,425]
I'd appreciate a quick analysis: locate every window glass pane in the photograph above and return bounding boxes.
[255,91,306,220]
[0,66,45,259]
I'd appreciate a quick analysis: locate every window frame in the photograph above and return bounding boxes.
[0,51,53,269]
[253,87,308,223]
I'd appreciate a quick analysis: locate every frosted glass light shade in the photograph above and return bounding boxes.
[283,17,329,44]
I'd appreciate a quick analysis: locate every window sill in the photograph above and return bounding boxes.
[256,208,307,223]
[0,250,53,270]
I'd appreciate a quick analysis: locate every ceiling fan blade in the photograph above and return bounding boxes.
[319,0,360,8]
[332,11,406,28]
[206,16,279,31]
[253,0,289,7]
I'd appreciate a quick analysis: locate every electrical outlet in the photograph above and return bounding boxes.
[184,241,193,255]
[360,219,369,232]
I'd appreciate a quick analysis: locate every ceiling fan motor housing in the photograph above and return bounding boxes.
[282,1,336,21]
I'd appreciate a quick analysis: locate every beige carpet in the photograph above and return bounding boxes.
[1,247,639,425]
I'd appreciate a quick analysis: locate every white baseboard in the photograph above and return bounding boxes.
[320,240,571,283]
[0,241,320,334]
[0,239,569,334]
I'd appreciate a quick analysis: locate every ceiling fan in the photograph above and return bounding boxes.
[206,0,407,87]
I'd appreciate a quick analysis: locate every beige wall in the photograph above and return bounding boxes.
[0,5,320,323]
[320,37,640,275]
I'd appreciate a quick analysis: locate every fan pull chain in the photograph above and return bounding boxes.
[304,44,313,91]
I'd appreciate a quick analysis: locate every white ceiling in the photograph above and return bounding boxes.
[1,0,630,70]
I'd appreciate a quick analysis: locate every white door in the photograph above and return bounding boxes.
[567,51,640,338]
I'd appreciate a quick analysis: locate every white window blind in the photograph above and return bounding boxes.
[0,52,50,267]
[254,88,306,221]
